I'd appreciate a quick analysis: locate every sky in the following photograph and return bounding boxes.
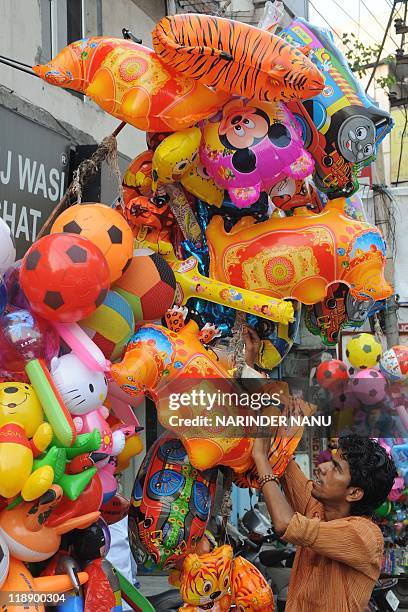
[308,0,401,56]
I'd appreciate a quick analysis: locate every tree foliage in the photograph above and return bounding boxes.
[341,32,396,91]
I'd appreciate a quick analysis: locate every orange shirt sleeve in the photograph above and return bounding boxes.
[280,459,315,515]
[282,513,383,580]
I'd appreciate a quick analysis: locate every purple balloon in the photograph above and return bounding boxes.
[0,308,59,374]
[4,261,29,310]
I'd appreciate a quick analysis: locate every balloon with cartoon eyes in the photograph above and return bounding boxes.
[337,116,375,163]
[199,98,313,208]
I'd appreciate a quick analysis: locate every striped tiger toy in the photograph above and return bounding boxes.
[152,13,324,102]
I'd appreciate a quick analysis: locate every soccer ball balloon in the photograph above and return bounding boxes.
[316,359,349,390]
[51,203,133,283]
[380,345,408,381]
[80,290,135,362]
[332,388,360,411]
[20,234,110,322]
[0,218,16,275]
[113,249,176,322]
[350,368,386,405]
[345,334,382,369]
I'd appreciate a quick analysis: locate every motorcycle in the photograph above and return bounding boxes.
[368,578,401,612]
[239,501,295,612]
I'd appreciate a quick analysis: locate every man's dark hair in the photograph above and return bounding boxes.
[339,434,397,516]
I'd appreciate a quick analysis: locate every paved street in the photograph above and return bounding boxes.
[137,574,173,597]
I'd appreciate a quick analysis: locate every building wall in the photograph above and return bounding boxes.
[0,0,165,158]
[363,186,408,343]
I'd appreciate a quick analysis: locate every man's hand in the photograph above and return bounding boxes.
[252,432,295,537]
[243,325,261,368]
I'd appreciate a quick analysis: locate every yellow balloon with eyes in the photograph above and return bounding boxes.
[0,382,53,500]
[0,382,44,435]
[151,127,201,191]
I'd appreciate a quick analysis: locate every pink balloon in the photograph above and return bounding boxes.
[332,389,360,411]
[350,369,386,406]
[200,99,313,207]
[388,476,405,501]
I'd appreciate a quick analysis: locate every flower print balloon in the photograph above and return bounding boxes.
[200,98,314,208]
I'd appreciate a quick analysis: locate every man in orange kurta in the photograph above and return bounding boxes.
[253,435,397,612]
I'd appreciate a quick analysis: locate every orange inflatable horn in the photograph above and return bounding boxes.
[2,556,88,612]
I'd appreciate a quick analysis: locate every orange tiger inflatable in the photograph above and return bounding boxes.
[177,545,233,611]
[231,556,274,610]
[152,14,324,102]
[173,546,274,611]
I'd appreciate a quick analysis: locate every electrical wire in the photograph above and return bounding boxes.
[328,0,390,47]
[360,0,400,47]
[366,0,396,91]
[0,55,78,141]
[308,0,348,45]
[0,54,33,70]
[0,56,38,78]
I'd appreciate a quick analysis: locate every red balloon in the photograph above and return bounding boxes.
[316,359,349,390]
[100,493,129,525]
[20,234,110,323]
[45,474,103,528]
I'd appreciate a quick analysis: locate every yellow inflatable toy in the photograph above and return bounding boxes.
[115,429,144,473]
[168,255,294,325]
[151,127,201,191]
[0,382,53,500]
[180,162,224,207]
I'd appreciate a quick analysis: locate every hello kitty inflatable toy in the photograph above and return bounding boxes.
[50,353,130,501]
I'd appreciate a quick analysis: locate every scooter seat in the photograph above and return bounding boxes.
[259,548,292,567]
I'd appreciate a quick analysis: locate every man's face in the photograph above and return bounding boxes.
[311,450,355,504]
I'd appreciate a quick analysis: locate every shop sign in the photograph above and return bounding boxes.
[0,106,71,258]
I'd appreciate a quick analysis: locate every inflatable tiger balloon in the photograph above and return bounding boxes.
[152,14,324,102]
[177,545,233,611]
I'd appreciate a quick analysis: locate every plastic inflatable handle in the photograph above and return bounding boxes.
[116,569,155,612]
[53,322,110,372]
[25,358,76,447]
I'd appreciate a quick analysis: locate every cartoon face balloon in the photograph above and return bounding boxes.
[128,434,217,569]
[280,18,394,198]
[268,176,323,213]
[151,127,201,191]
[178,545,233,609]
[200,98,314,208]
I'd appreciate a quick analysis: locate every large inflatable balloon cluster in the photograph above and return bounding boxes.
[0,2,397,608]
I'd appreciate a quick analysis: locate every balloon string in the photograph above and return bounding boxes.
[37,122,126,239]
